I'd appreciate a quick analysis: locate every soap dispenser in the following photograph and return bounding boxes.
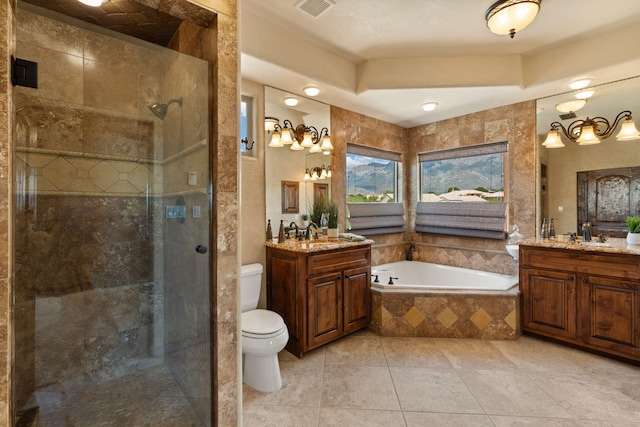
[508,224,523,244]
[266,219,273,241]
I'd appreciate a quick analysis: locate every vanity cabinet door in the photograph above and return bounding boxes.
[579,275,640,358]
[343,266,371,333]
[521,268,577,339]
[307,271,343,348]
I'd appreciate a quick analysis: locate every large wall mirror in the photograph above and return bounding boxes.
[536,76,640,237]
[265,86,331,227]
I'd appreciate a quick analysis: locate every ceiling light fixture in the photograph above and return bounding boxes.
[78,0,109,6]
[555,100,586,113]
[574,90,595,100]
[569,79,592,90]
[542,110,640,148]
[266,118,333,153]
[421,102,438,112]
[303,86,321,96]
[485,0,541,39]
[283,96,299,107]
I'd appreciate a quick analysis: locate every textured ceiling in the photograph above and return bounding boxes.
[20,0,215,46]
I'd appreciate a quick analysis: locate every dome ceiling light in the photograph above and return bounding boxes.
[555,100,586,114]
[303,86,321,97]
[485,0,541,39]
[421,102,438,112]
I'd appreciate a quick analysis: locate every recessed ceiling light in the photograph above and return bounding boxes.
[303,86,321,96]
[555,99,587,113]
[569,79,592,90]
[421,102,438,112]
[574,90,595,100]
[283,96,299,107]
[78,0,109,6]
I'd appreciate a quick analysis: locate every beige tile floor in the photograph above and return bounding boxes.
[242,331,640,426]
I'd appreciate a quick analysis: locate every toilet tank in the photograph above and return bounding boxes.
[240,263,263,312]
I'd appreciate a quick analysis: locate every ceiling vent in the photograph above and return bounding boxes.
[559,112,577,120]
[295,0,335,18]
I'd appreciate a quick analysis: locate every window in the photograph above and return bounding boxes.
[416,142,508,239]
[346,144,402,203]
[419,143,505,202]
[346,144,405,235]
[240,95,255,157]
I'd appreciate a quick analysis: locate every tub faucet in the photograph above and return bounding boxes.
[388,277,398,285]
[406,244,417,261]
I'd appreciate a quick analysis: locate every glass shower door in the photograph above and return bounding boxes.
[14,5,212,426]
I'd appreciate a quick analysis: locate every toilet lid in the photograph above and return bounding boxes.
[242,309,285,336]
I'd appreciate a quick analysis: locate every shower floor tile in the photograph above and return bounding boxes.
[35,364,204,427]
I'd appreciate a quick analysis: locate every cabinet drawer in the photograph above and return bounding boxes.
[521,246,640,280]
[307,247,370,276]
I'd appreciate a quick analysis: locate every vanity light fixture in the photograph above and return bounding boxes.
[267,119,333,152]
[78,0,109,6]
[421,102,438,112]
[303,86,321,97]
[542,110,640,148]
[485,0,541,39]
[303,165,331,181]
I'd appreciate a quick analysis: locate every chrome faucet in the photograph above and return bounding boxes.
[306,222,318,240]
[289,221,299,240]
[406,244,417,261]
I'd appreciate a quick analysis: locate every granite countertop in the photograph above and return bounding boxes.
[265,238,374,253]
[518,237,640,256]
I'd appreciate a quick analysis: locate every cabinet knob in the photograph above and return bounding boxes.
[568,276,574,281]
[582,278,588,283]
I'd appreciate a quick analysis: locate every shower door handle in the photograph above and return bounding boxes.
[195,244,208,254]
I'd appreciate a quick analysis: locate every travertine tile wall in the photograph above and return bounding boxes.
[330,101,536,276]
[0,1,13,423]
[0,0,240,425]
[406,102,536,276]
[330,106,408,264]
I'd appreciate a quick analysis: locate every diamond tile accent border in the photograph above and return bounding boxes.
[370,289,521,340]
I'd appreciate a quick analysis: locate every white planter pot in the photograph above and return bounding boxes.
[327,228,339,238]
[627,232,640,246]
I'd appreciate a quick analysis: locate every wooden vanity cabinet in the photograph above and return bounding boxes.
[267,245,371,358]
[520,245,640,362]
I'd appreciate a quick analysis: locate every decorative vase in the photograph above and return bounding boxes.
[327,228,339,238]
[627,232,640,246]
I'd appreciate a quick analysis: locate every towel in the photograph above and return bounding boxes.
[339,232,366,242]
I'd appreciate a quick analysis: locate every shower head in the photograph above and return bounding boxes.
[148,97,183,120]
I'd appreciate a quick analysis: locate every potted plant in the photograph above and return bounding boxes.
[301,213,309,227]
[309,196,327,227]
[326,200,339,238]
[625,216,640,245]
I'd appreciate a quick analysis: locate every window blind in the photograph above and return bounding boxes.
[348,203,405,236]
[415,201,507,240]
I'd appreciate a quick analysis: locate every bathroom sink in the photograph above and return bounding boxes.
[506,244,519,261]
[579,241,611,247]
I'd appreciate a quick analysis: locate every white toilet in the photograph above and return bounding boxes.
[240,263,289,392]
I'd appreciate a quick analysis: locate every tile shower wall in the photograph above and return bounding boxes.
[13,7,205,415]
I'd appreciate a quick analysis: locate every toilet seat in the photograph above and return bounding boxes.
[242,309,286,339]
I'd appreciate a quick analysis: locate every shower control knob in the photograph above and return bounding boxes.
[195,244,208,254]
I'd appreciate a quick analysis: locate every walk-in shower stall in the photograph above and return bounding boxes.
[13,4,213,425]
